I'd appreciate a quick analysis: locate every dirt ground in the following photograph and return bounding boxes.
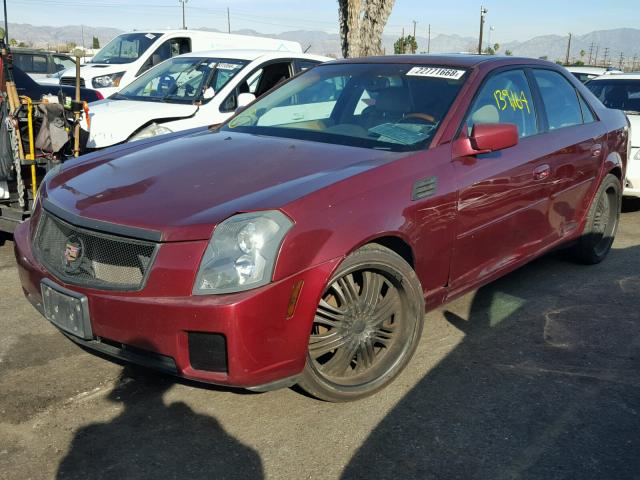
[1,204,639,480]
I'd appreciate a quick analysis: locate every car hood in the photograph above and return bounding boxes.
[84,99,199,148]
[627,113,640,147]
[45,130,400,242]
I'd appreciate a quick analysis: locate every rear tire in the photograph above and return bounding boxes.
[298,243,425,402]
[571,174,621,264]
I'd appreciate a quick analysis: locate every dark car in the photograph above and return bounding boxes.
[13,66,103,103]
[14,55,629,401]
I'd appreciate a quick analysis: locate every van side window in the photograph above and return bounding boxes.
[138,38,192,76]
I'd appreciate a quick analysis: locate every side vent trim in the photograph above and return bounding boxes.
[411,176,438,201]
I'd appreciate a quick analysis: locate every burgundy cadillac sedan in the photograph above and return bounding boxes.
[14,55,629,401]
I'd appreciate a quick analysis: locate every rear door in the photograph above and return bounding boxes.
[530,68,605,240]
[450,67,554,292]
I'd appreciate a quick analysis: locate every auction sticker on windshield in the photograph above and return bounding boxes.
[406,66,466,80]
[217,63,243,70]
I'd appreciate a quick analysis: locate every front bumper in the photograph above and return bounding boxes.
[624,148,640,198]
[13,219,339,390]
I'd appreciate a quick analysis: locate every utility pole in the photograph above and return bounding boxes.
[478,6,487,55]
[618,51,624,70]
[227,7,231,34]
[632,55,638,71]
[427,23,431,53]
[401,27,405,54]
[2,0,7,44]
[412,20,417,53]
[594,45,599,66]
[603,47,610,66]
[565,33,572,65]
[588,41,594,65]
[179,0,188,30]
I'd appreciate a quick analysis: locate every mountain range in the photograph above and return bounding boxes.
[7,22,640,66]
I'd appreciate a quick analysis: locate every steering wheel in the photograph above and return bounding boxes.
[401,112,437,124]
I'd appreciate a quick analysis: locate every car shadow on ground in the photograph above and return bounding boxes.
[56,364,264,480]
[342,245,640,480]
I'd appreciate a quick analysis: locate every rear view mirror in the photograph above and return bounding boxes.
[452,123,519,157]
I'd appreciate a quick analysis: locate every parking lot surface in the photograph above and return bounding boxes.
[1,206,639,480]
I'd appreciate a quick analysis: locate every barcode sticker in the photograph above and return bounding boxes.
[406,66,466,80]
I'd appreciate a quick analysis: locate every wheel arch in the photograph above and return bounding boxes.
[354,233,415,269]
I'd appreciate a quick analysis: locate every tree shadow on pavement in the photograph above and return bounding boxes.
[342,245,640,480]
[57,364,263,480]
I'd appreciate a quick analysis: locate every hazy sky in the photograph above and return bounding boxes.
[11,0,638,42]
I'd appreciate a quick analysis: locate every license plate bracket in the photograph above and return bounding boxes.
[41,279,93,340]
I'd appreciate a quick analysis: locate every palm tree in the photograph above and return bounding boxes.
[338,0,395,57]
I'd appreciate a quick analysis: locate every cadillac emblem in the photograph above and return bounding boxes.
[63,236,84,272]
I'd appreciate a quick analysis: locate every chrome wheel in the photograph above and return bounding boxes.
[309,270,402,384]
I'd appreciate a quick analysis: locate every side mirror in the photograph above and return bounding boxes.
[452,123,519,157]
[236,92,256,110]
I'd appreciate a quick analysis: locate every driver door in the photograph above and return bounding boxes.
[449,68,554,292]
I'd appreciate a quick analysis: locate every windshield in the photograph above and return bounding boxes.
[90,32,162,64]
[587,79,640,114]
[116,57,248,104]
[222,63,467,151]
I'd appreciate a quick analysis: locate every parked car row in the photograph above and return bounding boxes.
[14,53,631,401]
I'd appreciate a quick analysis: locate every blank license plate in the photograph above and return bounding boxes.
[41,280,92,340]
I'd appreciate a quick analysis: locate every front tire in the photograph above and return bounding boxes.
[298,243,425,402]
[572,173,621,264]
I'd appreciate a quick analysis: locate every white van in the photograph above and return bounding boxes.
[59,30,302,97]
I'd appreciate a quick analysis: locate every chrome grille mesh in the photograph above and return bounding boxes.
[33,210,157,290]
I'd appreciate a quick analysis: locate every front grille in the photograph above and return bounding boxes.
[33,210,157,290]
[60,77,86,87]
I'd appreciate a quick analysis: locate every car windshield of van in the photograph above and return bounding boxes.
[90,32,162,64]
[115,57,248,104]
[222,63,468,152]
[587,79,640,114]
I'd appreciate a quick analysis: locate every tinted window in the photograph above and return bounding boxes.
[586,79,640,113]
[466,69,538,138]
[223,63,468,152]
[91,32,162,64]
[533,69,583,130]
[14,53,48,73]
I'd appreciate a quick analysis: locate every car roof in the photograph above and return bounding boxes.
[179,49,331,62]
[589,73,640,81]
[330,54,556,69]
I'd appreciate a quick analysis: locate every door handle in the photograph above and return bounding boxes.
[591,144,602,157]
[533,164,550,181]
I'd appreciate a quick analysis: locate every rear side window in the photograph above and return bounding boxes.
[578,94,595,123]
[14,53,48,73]
[466,69,538,138]
[532,70,583,130]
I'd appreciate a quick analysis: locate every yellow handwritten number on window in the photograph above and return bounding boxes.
[493,89,530,114]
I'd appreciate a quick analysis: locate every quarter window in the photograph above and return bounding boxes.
[465,69,538,138]
[532,69,583,130]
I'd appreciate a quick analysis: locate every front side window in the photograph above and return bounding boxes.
[223,63,468,152]
[53,55,76,72]
[116,57,247,104]
[533,69,583,130]
[587,79,640,114]
[465,69,538,138]
[91,32,162,64]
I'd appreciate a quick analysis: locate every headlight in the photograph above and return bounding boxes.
[128,123,173,142]
[92,72,125,89]
[193,211,293,295]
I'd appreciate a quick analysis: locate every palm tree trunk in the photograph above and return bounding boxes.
[338,0,394,58]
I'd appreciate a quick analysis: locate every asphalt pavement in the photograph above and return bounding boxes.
[1,204,639,480]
